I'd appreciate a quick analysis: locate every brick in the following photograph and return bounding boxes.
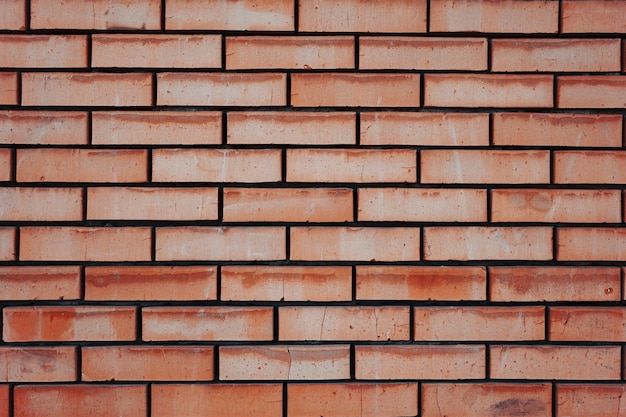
[30,0,160,29]
[0,111,88,145]
[422,383,552,417]
[0,149,11,181]
[557,384,626,417]
[0,0,26,30]
[421,150,550,184]
[152,149,281,183]
[356,266,486,301]
[87,187,218,220]
[288,383,418,417]
[356,345,485,380]
[287,149,416,183]
[227,111,356,145]
[425,74,553,108]
[490,345,621,380]
[360,112,489,146]
[156,226,285,261]
[492,38,621,72]
[360,37,487,70]
[291,73,420,107]
[358,188,486,222]
[430,0,558,33]
[0,347,76,382]
[20,226,151,262]
[219,345,350,380]
[278,306,410,341]
[491,189,621,223]
[562,0,626,33]
[558,228,626,261]
[85,266,217,301]
[157,73,286,106]
[82,346,214,381]
[558,76,626,108]
[0,228,15,261]
[14,385,147,417]
[0,73,18,105]
[0,187,82,221]
[290,227,420,261]
[221,265,352,302]
[223,187,353,222]
[493,113,623,147]
[3,306,136,342]
[489,267,621,302]
[92,34,220,68]
[0,35,86,68]
[550,307,626,342]
[424,227,553,261]
[22,73,152,106]
[555,151,626,184]
[0,266,81,301]
[152,384,282,417]
[299,0,426,32]
[142,307,273,341]
[226,36,354,69]
[0,385,6,417]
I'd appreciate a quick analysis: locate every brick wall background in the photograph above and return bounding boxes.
[1,0,625,416]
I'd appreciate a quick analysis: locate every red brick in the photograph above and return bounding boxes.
[557,384,626,417]
[493,113,623,147]
[287,149,416,183]
[550,307,626,342]
[0,347,76,382]
[0,111,88,145]
[425,74,553,108]
[221,266,352,302]
[558,228,626,261]
[489,267,621,302]
[223,187,352,222]
[430,0,558,33]
[558,76,626,108]
[0,35,86,68]
[85,266,217,301]
[555,151,626,184]
[0,385,6,417]
[421,150,550,184]
[356,345,485,380]
[22,73,153,106]
[290,227,420,261]
[152,384,282,417]
[156,226,285,261]
[424,226,553,261]
[3,306,136,342]
[82,346,214,381]
[562,0,626,33]
[0,228,15,261]
[0,0,25,30]
[490,345,621,380]
[227,111,355,145]
[288,383,418,417]
[142,307,273,341]
[279,306,409,341]
[219,345,350,380]
[14,385,147,417]
[422,383,552,417]
[0,187,82,221]
[360,37,487,70]
[291,73,420,107]
[152,149,281,183]
[0,266,81,301]
[226,36,354,69]
[0,73,18,105]
[0,149,11,181]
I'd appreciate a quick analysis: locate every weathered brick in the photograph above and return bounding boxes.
[550,307,626,342]
[0,266,81,301]
[0,0,26,30]
[557,384,626,417]
[0,111,88,145]
[558,228,626,261]
[562,0,626,33]
[0,149,11,182]
[555,151,626,184]
[0,187,82,221]
[0,228,15,261]
[0,385,6,417]
[0,35,87,68]
[558,76,626,108]
[0,73,18,105]
[0,347,76,382]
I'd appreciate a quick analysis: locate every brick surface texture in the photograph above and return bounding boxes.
[1,1,625,416]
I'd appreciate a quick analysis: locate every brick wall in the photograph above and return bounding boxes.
[1,0,625,416]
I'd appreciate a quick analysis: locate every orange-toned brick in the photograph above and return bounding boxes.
[0,149,11,181]
[558,76,626,108]
[221,265,352,302]
[0,73,18,105]
[558,228,626,261]
[555,151,626,184]
[287,149,416,183]
[219,345,350,380]
[550,307,626,342]
[0,0,26,30]
[0,228,15,261]
[223,187,352,222]
[20,226,151,262]
[291,73,420,107]
[227,111,356,145]
[3,306,136,342]
[278,306,409,341]
[0,385,6,417]
[557,384,626,417]
[226,36,354,69]
[152,148,281,183]
[0,266,81,301]
[0,111,88,145]
[0,187,82,221]
[0,35,86,68]
[290,226,420,261]
[142,307,273,341]
[85,266,217,301]
[490,345,621,380]
[562,0,626,33]
[356,345,485,380]
[22,73,153,107]
[82,346,214,381]
[0,347,76,382]
[288,383,418,417]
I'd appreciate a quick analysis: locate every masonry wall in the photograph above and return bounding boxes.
[0,0,626,416]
